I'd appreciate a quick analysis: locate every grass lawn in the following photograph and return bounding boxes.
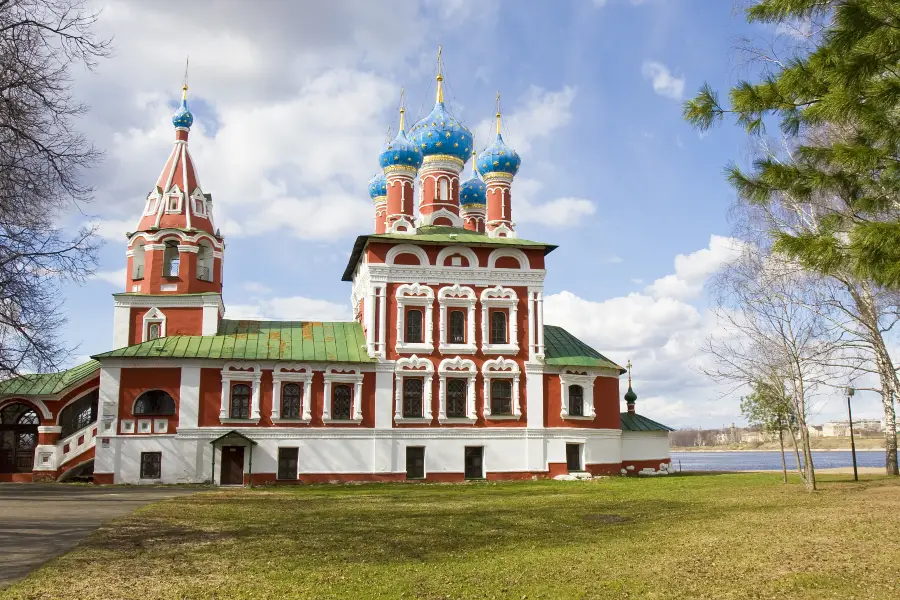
[3,474,900,600]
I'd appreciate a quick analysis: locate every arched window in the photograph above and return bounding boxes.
[402,378,423,418]
[132,242,146,280]
[568,385,584,417]
[282,383,302,419]
[491,380,512,415]
[446,379,467,418]
[406,309,423,343]
[230,384,251,419]
[134,390,176,416]
[332,384,352,420]
[59,390,98,439]
[490,311,507,345]
[197,240,214,282]
[163,240,180,278]
[148,323,161,340]
[0,402,39,473]
[439,178,449,201]
[449,310,465,344]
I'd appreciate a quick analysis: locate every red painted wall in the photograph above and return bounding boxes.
[118,367,181,432]
[129,306,204,345]
[544,374,620,429]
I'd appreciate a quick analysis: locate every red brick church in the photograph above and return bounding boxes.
[0,63,672,484]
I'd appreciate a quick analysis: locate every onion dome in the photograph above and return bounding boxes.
[172,84,194,129]
[379,97,423,170]
[460,157,486,206]
[368,172,387,200]
[409,69,473,162]
[477,96,520,176]
[624,359,637,403]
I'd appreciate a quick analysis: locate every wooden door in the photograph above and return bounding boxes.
[464,446,483,480]
[566,443,582,472]
[221,446,245,485]
[406,447,425,480]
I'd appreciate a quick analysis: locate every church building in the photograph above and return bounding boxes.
[0,63,672,484]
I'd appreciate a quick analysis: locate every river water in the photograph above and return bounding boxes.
[670,450,886,471]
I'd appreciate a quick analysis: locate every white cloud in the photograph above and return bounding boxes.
[241,281,272,295]
[641,61,685,100]
[646,235,743,300]
[225,296,350,322]
[91,219,136,242]
[513,177,596,228]
[473,86,577,155]
[91,269,126,286]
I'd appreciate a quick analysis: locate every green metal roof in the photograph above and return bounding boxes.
[92,320,374,363]
[543,325,625,372]
[0,360,100,397]
[620,412,674,432]
[342,226,558,281]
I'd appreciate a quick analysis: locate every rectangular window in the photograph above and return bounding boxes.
[464,446,484,480]
[402,378,424,418]
[277,447,299,480]
[406,447,425,480]
[566,443,583,472]
[490,311,507,344]
[490,380,513,415]
[140,451,162,479]
[406,309,423,343]
[446,378,467,418]
[449,310,466,344]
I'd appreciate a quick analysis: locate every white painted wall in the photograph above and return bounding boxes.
[621,431,670,461]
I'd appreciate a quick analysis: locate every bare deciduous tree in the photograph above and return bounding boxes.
[0,0,110,375]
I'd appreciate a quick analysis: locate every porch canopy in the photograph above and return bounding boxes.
[209,430,257,487]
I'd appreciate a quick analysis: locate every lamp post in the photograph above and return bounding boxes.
[846,386,858,482]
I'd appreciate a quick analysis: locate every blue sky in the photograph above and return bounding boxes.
[56,0,886,427]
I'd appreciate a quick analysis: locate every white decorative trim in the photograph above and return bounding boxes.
[418,207,463,228]
[144,192,160,216]
[219,362,262,422]
[113,292,224,312]
[437,357,477,422]
[559,371,597,419]
[164,184,183,213]
[482,357,521,418]
[387,215,416,234]
[127,229,224,252]
[386,244,430,266]
[190,188,207,218]
[480,286,519,354]
[435,245,479,268]
[438,284,476,354]
[394,355,434,422]
[487,223,517,239]
[142,307,166,342]
[120,419,135,434]
[487,248,529,270]
[271,363,313,422]
[175,426,622,441]
[395,283,434,354]
[323,365,364,423]
[0,397,53,420]
[176,244,200,254]
[153,418,168,433]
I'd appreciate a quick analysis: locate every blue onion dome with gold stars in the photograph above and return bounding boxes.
[368,172,387,201]
[379,127,423,170]
[172,85,193,128]
[410,101,473,162]
[477,133,521,177]
[460,160,486,206]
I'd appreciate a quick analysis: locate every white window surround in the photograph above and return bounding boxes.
[437,357,477,423]
[137,419,152,433]
[487,248,529,270]
[322,365,363,423]
[559,371,597,420]
[219,362,262,423]
[191,189,207,217]
[121,419,135,434]
[271,363,313,422]
[419,207,463,228]
[438,284,477,354]
[142,307,166,342]
[144,192,160,216]
[386,244,429,266]
[435,246,479,268]
[387,215,416,235]
[482,357,521,419]
[153,418,168,433]
[487,222,517,239]
[395,283,434,354]
[394,355,434,423]
[165,185,183,213]
[480,286,519,355]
